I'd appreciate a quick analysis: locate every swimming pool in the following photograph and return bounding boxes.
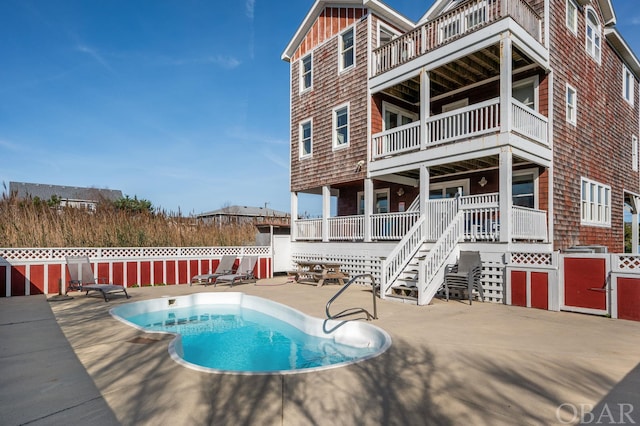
[110,293,391,375]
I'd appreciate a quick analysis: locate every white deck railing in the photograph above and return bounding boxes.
[512,206,548,241]
[371,211,421,240]
[425,198,459,241]
[372,0,542,76]
[328,215,364,241]
[460,193,500,241]
[295,218,322,241]
[372,121,420,159]
[380,215,427,295]
[512,99,548,145]
[427,98,501,145]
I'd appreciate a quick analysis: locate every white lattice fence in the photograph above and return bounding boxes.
[291,253,382,287]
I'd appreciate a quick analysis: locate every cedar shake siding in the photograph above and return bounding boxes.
[550,0,640,252]
[290,11,369,193]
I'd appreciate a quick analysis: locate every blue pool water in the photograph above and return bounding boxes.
[110,293,391,374]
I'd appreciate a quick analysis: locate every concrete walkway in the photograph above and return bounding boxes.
[2,280,640,425]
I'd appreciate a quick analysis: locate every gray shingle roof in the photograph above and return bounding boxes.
[197,205,289,218]
[9,182,123,203]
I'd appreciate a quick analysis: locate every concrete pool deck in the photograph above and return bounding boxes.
[2,279,640,425]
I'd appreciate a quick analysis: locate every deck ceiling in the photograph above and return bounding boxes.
[387,155,530,182]
[381,44,534,105]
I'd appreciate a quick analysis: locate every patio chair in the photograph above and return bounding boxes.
[443,251,483,304]
[190,255,237,286]
[65,256,130,302]
[215,256,258,287]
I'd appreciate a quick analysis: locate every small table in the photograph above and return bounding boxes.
[287,261,349,287]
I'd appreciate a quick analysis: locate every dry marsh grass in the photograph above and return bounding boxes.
[0,195,257,248]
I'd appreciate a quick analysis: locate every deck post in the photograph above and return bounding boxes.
[420,68,430,150]
[290,191,298,242]
[499,147,513,243]
[420,165,430,216]
[322,186,331,242]
[500,33,513,134]
[364,178,373,242]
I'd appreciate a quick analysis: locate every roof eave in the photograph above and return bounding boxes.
[604,28,640,78]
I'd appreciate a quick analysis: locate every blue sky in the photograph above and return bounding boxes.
[1,1,639,217]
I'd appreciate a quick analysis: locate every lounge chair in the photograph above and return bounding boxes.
[215,256,258,287]
[190,255,236,286]
[65,256,130,302]
[443,251,484,304]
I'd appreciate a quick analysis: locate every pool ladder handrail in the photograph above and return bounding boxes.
[325,274,378,321]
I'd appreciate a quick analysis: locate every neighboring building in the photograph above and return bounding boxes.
[9,181,123,211]
[282,0,640,304]
[196,205,290,226]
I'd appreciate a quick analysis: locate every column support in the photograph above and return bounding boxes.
[364,178,373,242]
[290,191,298,242]
[499,147,513,243]
[322,186,331,243]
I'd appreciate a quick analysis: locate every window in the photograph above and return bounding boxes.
[585,8,601,63]
[340,28,355,71]
[378,24,397,47]
[581,177,611,226]
[429,179,469,199]
[633,135,639,172]
[299,120,312,158]
[300,54,312,92]
[357,189,389,215]
[382,102,418,130]
[566,0,577,34]
[566,84,577,125]
[513,169,539,209]
[333,104,349,148]
[623,65,635,105]
[513,76,538,110]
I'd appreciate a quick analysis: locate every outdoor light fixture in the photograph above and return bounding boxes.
[478,176,488,187]
[397,188,405,197]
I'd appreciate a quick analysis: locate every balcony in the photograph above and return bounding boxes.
[372,98,548,160]
[294,194,547,243]
[372,0,542,78]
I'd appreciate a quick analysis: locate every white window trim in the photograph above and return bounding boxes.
[339,26,356,73]
[585,7,602,64]
[580,177,611,227]
[377,23,400,48]
[382,101,418,130]
[623,65,635,106]
[513,168,539,209]
[566,0,578,35]
[299,53,313,94]
[332,103,350,150]
[299,118,313,159]
[429,178,470,198]
[633,135,639,172]
[357,188,390,215]
[566,83,577,126]
[513,75,539,110]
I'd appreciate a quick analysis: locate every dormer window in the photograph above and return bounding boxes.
[585,8,601,63]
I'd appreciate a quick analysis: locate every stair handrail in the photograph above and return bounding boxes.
[380,215,426,296]
[418,210,465,305]
[326,274,378,321]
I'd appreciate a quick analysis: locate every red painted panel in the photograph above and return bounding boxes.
[178,260,188,284]
[617,278,640,322]
[113,262,124,285]
[153,261,164,285]
[189,260,199,278]
[564,258,606,310]
[166,260,176,285]
[48,264,62,294]
[0,265,5,297]
[97,263,109,282]
[30,264,45,295]
[511,270,527,307]
[12,266,26,296]
[140,262,151,286]
[127,262,138,287]
[530,272,548,310]
[199,259,209,274]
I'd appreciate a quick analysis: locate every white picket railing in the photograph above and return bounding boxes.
[328,215,364,241]
[460,193,500,241]
[512,206,548,241]
[512,99,548,145]
[428,98,501,145]
[295,219,322,240]
[425,198,459,241]
[371,211,421,240]
[380,215,426,296]
[372,0,542,76]
[418,210,465,305]
[372,121,420,159]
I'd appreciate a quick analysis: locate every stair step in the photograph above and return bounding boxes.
[386,292,418,304]
[389,285,418,299]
